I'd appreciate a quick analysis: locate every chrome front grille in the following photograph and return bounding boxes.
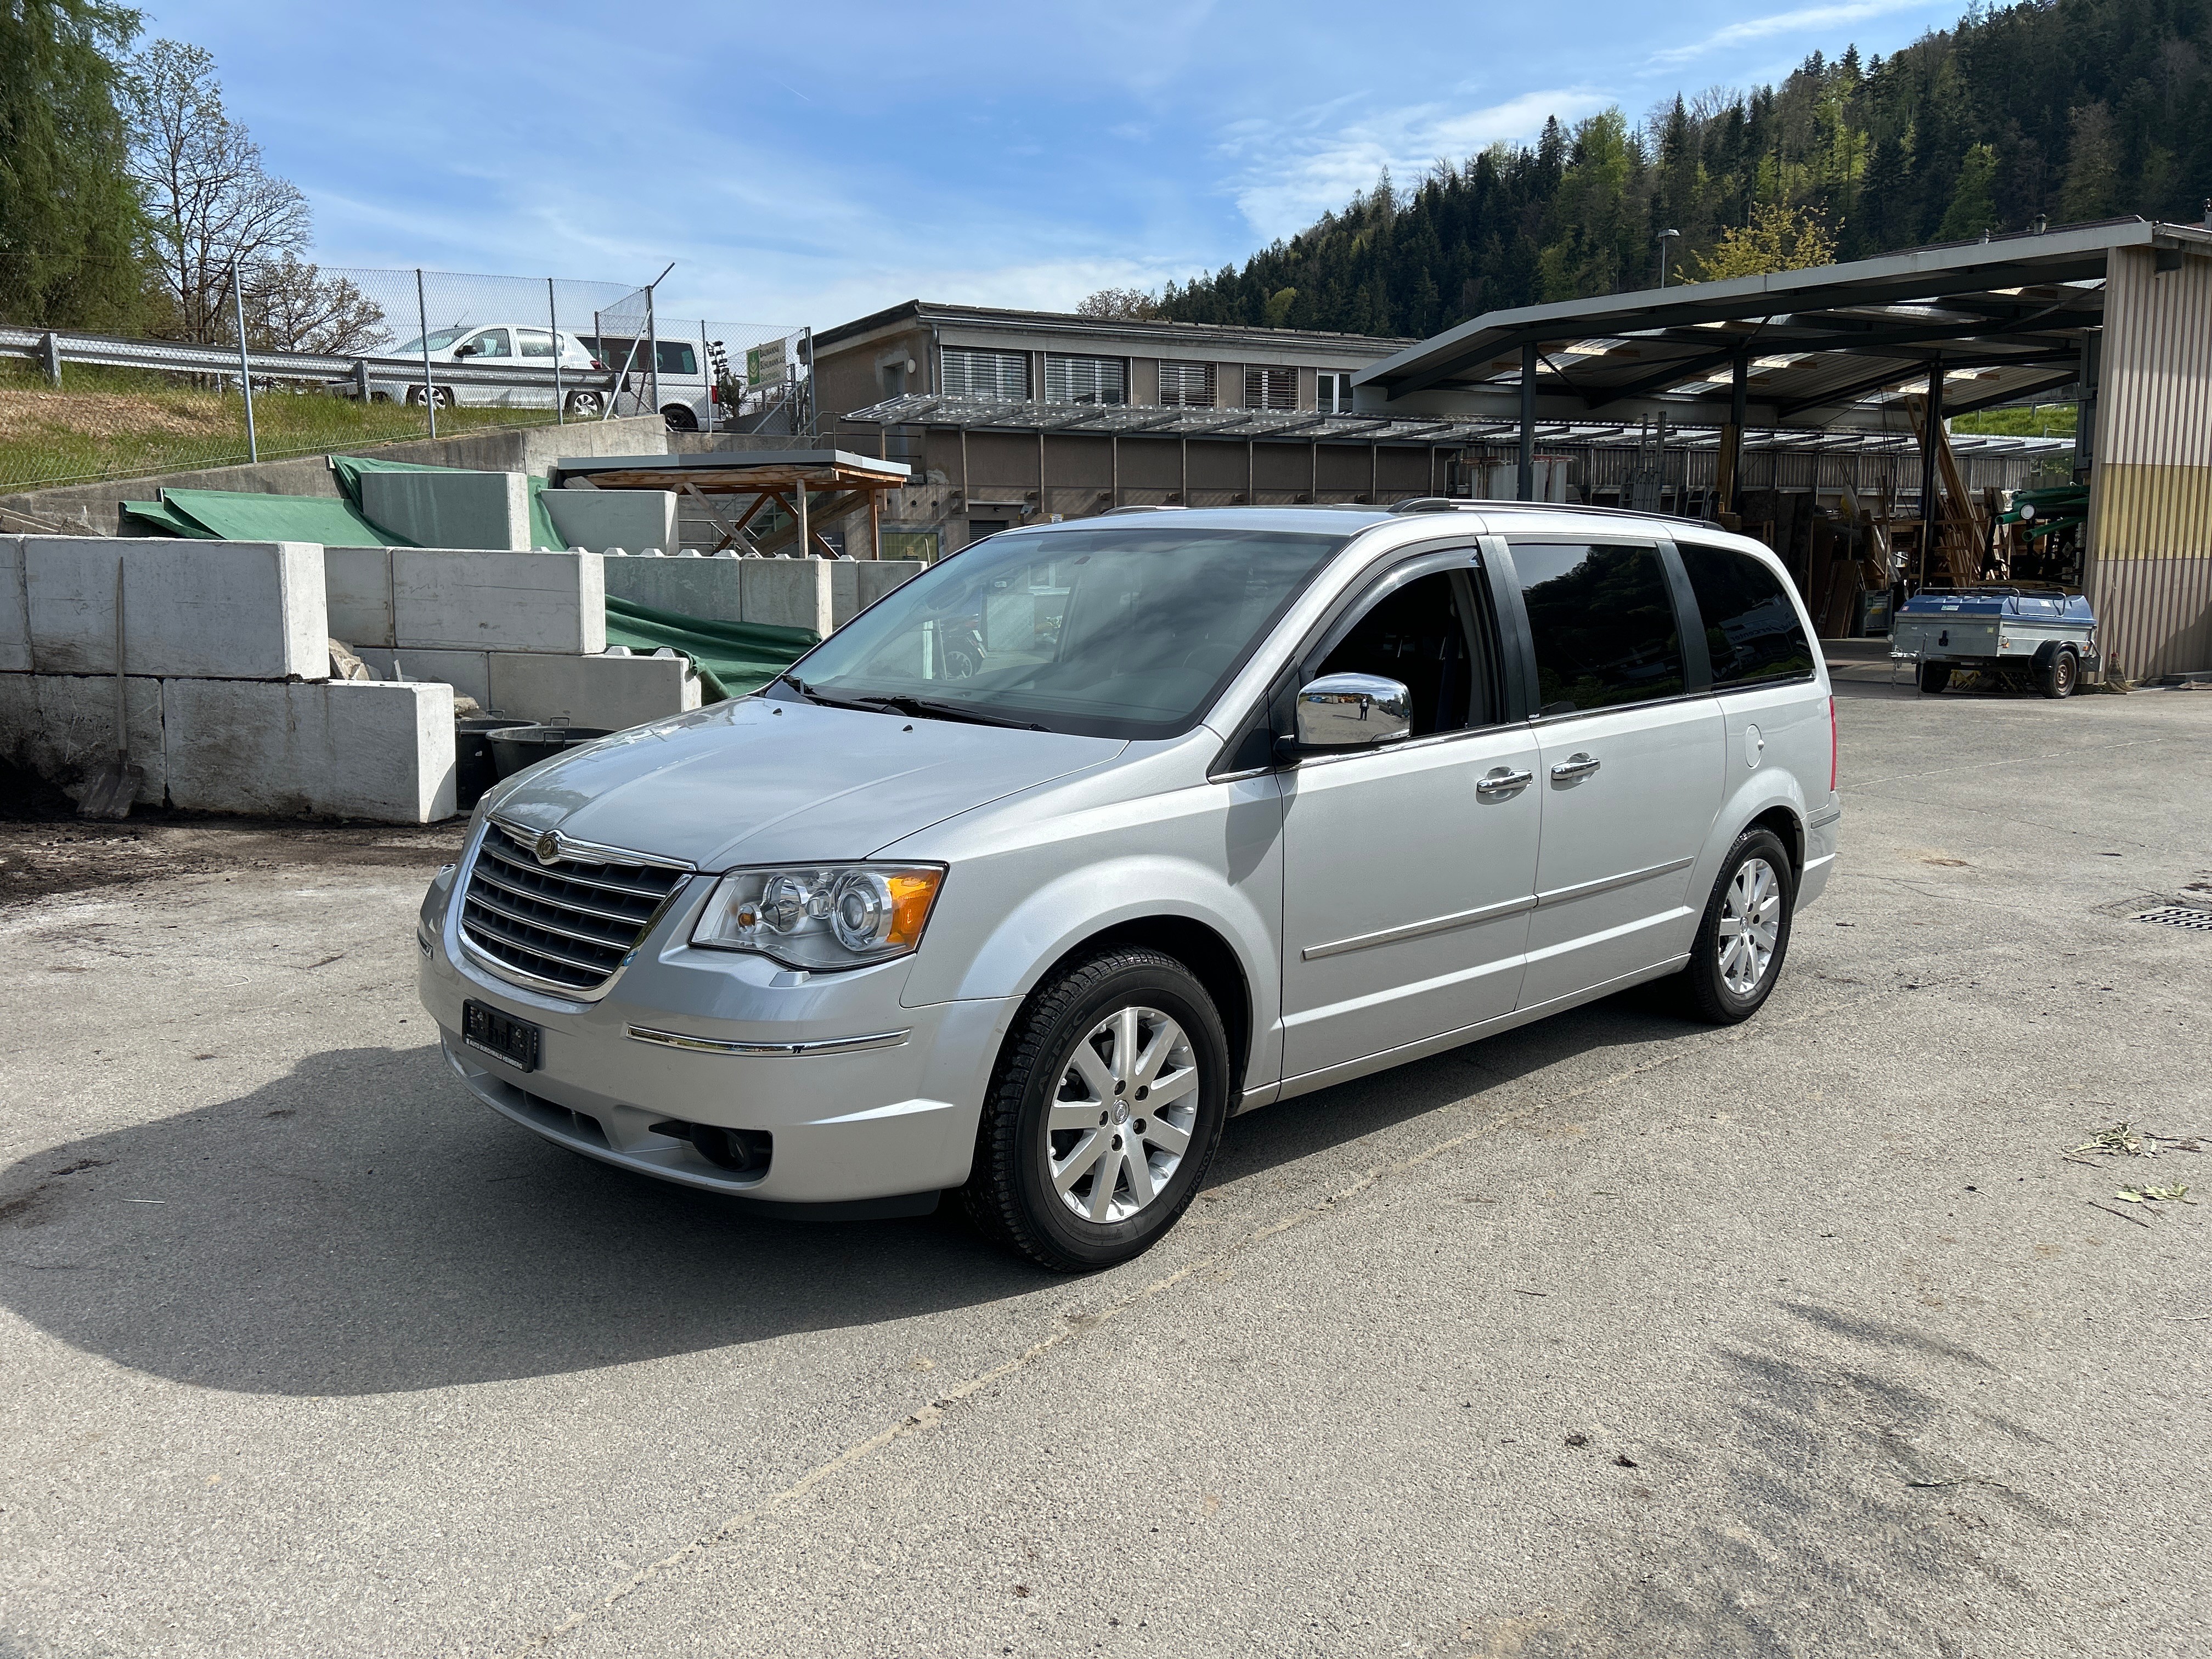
[460,822,688,995]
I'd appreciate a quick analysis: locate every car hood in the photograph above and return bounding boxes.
[484,697,1126,870]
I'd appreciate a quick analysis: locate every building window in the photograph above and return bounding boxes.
[881,360,907,396]
[1044,353,1126,405]
[1244,365,1295,410]
[942,347,1031,400]
[1158,361,1215,407]
[1317,370,1354,413]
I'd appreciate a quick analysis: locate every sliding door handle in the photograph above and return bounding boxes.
[1550,753,1601,781]
[1475,767,1533,795]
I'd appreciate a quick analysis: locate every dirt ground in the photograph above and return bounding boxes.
[0,762,463,907]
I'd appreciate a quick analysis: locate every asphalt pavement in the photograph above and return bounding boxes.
[2,674,2208,1658]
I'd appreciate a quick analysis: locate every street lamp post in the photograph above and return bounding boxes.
[1656,228,1681,289]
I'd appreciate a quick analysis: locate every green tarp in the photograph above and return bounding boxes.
[604,595,814,702]
[121,486,407,546]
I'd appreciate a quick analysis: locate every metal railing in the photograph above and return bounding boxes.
[0,322,617,399]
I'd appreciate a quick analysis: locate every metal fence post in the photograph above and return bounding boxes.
[646,280,659,421]
[416,267,437,439]
[702,320,711,433]
[230,262,259,464]
[549,276,563,425]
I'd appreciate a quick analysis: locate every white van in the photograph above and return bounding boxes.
[419,503,1839,1271]
[580,335,718,432]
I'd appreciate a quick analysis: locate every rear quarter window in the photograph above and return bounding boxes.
[1678,544,1816,690]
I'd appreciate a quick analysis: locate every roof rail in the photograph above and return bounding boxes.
[1386,497,1476,514]
[1102,503,1186,514]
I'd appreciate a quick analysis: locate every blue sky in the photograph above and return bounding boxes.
[141,1,1967,334]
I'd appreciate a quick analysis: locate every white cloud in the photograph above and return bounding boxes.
[1223,87,1610,243]
[1648,0,1932,65]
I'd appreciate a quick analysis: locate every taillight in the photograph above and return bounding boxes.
[590,358,605,371]
[1829,694,1838,794]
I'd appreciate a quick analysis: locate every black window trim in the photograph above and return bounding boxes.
[1207,537,1509,780]
[1671,537,1821,695]
[1490,533,1713,727]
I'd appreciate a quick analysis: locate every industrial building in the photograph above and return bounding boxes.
[817,300,2067,648]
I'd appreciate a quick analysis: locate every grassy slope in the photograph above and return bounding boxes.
[0,364,557,495]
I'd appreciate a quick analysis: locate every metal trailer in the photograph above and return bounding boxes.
[1891,588,2098,698]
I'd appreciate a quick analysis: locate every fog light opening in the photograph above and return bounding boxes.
[651,1119,772,1174]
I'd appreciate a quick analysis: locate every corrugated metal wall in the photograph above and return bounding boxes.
[2087,246,2212,677]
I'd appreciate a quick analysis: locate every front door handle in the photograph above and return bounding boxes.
[1476,767,1533,795]
[1550,753,1601,781]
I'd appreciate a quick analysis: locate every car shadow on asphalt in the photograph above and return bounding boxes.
[0,989,1716,1398]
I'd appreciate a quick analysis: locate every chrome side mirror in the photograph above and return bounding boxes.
[1294,673,1412,750]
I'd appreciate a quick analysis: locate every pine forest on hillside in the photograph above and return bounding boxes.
[1149,0,2212,337]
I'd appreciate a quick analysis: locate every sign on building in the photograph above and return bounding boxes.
[746,338,788,387]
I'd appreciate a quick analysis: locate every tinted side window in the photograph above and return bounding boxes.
[1510,541,1685,714]
[1678,544,1816,690]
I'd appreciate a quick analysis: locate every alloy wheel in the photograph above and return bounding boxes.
[1044,1006,1199,1224]
[1717,856,1782,996]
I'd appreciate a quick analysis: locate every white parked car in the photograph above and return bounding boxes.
[379,324,607,415]
[418,504,1840,1271]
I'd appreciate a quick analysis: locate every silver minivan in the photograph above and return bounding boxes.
[417,504,1839,1270]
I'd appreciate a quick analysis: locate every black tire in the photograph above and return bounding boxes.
[564,390,603,417]
[963,948,1231,1272]
[663,405,699,432]
[2039,647,2078,699]
[1918,661,1952,693]
[407,385,453,410]
[1681,828,1796,1025]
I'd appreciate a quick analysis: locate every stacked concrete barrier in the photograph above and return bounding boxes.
[600,551,925,635]
[0,536,455,822]
[328,545,701,728]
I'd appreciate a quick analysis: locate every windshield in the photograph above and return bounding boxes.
[778,524,1346,739]
[392,327,472,354]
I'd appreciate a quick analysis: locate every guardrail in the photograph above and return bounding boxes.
[0,323,617,401]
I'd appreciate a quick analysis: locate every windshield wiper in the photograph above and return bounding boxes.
[878,695,1049,731]
[781,677,1047,731]
[778,675,898,714]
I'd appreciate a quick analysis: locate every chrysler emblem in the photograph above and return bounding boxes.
[533,830,564,866]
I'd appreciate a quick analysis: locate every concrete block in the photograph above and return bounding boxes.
[0,672,166,806]
[356,646,492,709]
[601,554,745,622]
[827,560,860,629]
[391,549,605,654]
[324,546,394,647]
[24,538,327,680]
[542,488,679,554]
[487,651,701,731]
[0,538,26,672]
[164,678,456,823]
[855,560,925,616]
[739,558,833,636]
[357,469,529,550]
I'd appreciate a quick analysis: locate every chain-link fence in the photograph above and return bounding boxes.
[0,264,806,500]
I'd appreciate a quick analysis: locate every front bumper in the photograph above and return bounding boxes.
[416,856,1016,1205]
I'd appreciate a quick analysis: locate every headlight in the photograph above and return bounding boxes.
[690,864,945,970]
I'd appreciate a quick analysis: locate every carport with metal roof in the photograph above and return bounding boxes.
[1353,219,2212,678]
